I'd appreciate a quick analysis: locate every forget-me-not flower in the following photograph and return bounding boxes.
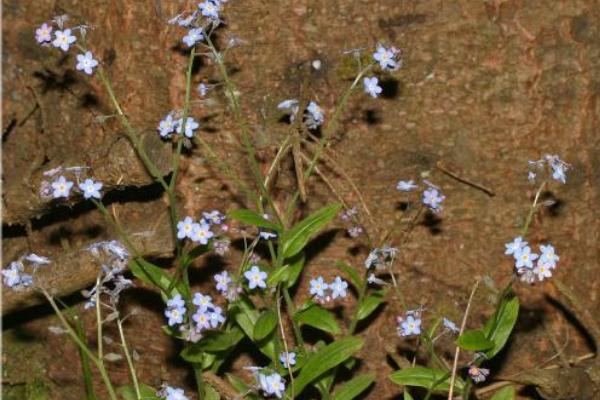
[199,1,220,19]
[176,117,200,138]
[158,113,178,138]
[244,265,267,289]
[165,294,186,326]
[398,314,421,336]
[539,244,559,268]
[363,76,382,98]
[51,176,74,198]
[505,237,526,256]
[75,51,99,75]
[214,271,231,293]
[514,246,538,269]
[52,29,76,51]
[330,276,348,299]
[182,28,204,47]
[35,23,53,44]
[193,292,214,312]
[79,178,102,199]
[422,187,445,212]
[396,180,418,192]
[373,45,399,70]
[309,276,328,298]
[279,351,297,368]
[190,222,214,245]
[177,217,196,240]
[164,386,189,400]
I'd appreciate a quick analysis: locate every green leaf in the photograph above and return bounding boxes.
[280,203,342,259]
[267,265,291,287]
[117,383,158,400]
[357,290,386,321]
[129,259,188,298]
[334,261,363,291]
[204,384,221,400]
[180,326,244,362]
[404,391,414,400]
[181,244,210,268]
[389,367,463,393]
[253,309,278,341]
[483,296,519,358]
[284,252,305,288]
[228,209,281,231]
[332,374,375,400]
[456,329,494,351]
[490,386,515,400]
[232,297,276,359]
[226,374,262,400]
[294,305,341,335]
[289,336,364,396]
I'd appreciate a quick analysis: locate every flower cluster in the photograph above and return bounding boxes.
[340,207,363,238]
[528,154,570,184]
[309,276,348,302]
[2,253,51,290]
[168,1,226,46]
[505,237,559,283]
[164,292,225,338]
[277,99,325,129]
[397,309,423,337]
[83,241,132,308]
[396,179,446,213]
[36,16,99,75]
[177,216,215,245]
[158,112,200,139]
[40,167,103,201]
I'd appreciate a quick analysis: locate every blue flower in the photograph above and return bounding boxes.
[305,101,324,129]
[244,265,267,289]
[214,271,231,293]
[164,386,189,400]
[330,276,348,299]
[52,29,76,51]
[373,45,399,70]
[198,83,209,97]
[203,210,225,225]
[539,244,559,267]
[193,292,214,312]
[176,117,200,138]
[75,51,99,75]
[182,28,204,47]
[442,317,459,333]
[35,23,53,44]
[422,187,445,212]
[24,253,51,266]
[363,76,382,98]
[514,246,538,269]
[158,112,178,138]
[309,276,328,298]
[199,1,220,19]
[279,351,296,368]
[51,176,74,198]
[177,216,196,240]
[260,373,285,399]
[396,180,418,192]
[192,310,211,331]
[504,237,526,257]
[533,260,553,281]
[165,294,186,326]
[208,306,225,328]
[398,315,421,336]
[190,222,214,244]
[2,262,23,288]
[546,154,569,184]
[79,178,102,199]
[259,231,277,240]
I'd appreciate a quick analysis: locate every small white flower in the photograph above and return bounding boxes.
[244,266,267,289]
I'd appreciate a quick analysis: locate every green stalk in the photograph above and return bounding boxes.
[117,317,141,400]
[75,314,98,400]
[42,290,118,400]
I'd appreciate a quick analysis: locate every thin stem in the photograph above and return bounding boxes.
[95,278,103,359]
[447,280,480,399]
[42,290,118,400]
[117,317,141,400]
[520,181,546,238]
[283,288,305,351]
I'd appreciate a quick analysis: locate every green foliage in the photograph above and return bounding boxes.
[294,304,341,335]
[280,203,342,259]
[129,259,188,298]
[231,296,276,359]
[331,374,375,400]
[389,367,463,393]
[490,386,516,400]
[117,383,159,400]
[482,296,519,358]
[456,329,494,351]
[180,326,244,363]
[228,209,281,231]
[253,310,278,341]
[289,336,364,396]
[335,261,364,291]
[356,290,386,321]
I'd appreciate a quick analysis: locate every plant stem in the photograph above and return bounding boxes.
[42,290,118,400]
[117,317,141,400]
